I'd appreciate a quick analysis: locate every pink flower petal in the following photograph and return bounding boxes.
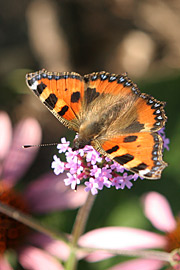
[107,258,164,270]
[2,118,42,186]
[0,111,12,160]
[28,233,88,261]
[143,192,176,232]
[79,227,167,262]
[84,251,114,262]
[24,173,88,213]
[19,246,64,270]
[0,256,13,270]
[29,233,70,261]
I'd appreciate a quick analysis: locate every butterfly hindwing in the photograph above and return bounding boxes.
[94,132,167,179]
[26,69,85,131]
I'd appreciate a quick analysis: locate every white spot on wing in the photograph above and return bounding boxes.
[139,168,150,177]
[30,80,38,91]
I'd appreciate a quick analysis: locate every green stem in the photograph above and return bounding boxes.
[65,192,96,270]
[71,192,96,245]
[77,247,171,262]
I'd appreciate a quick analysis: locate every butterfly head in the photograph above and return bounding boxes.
[72,136,92,151]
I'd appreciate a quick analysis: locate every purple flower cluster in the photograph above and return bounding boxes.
[157,127,170,151]
[52,138,139,195]
[51,128,169,195]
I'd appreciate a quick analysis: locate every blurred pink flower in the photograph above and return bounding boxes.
[78,192,179,270]
[0,111,87,270]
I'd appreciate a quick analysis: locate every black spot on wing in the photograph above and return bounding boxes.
[114,154,134,165]
[27,78,35,87]
[106,145,119,154]
[71,92,81,103]
[37,82,47,96]
[44,94,58,110]
[131,163,148,172]
[123,135,138,143]
[58,105,69,116]
[84,87,100,104]
[143,172,153,178]
[123,121,144,133]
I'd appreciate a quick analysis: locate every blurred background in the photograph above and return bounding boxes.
[0,0,180,269]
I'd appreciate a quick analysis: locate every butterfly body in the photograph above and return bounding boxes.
[26,69,167,179]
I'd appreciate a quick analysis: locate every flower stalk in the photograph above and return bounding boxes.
[65,192,96,270]
[78,246,171,262]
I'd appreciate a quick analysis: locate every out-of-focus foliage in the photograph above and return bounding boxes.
[0,0,180,269]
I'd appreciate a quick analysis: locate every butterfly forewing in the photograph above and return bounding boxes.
[26,69,85,131]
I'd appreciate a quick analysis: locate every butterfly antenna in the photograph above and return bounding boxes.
[22,142,59,148]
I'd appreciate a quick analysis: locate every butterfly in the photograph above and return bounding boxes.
[26,69,167,179]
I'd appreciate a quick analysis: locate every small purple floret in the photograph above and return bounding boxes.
[158,127,170,151]
[51,155,65,175]
[85,178,99,195]
[64,173,80,190]
[57,137,70,153]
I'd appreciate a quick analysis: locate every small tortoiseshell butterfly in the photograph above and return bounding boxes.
[26,69,167,179]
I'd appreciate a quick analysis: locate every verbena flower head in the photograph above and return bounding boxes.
[52,138,134,195]
[51,128,170,195]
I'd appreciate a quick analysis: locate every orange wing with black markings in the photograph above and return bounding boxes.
[96,132,167,179]
[26,69,84,131]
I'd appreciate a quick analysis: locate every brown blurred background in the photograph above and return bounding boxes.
[0,0,180,256]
